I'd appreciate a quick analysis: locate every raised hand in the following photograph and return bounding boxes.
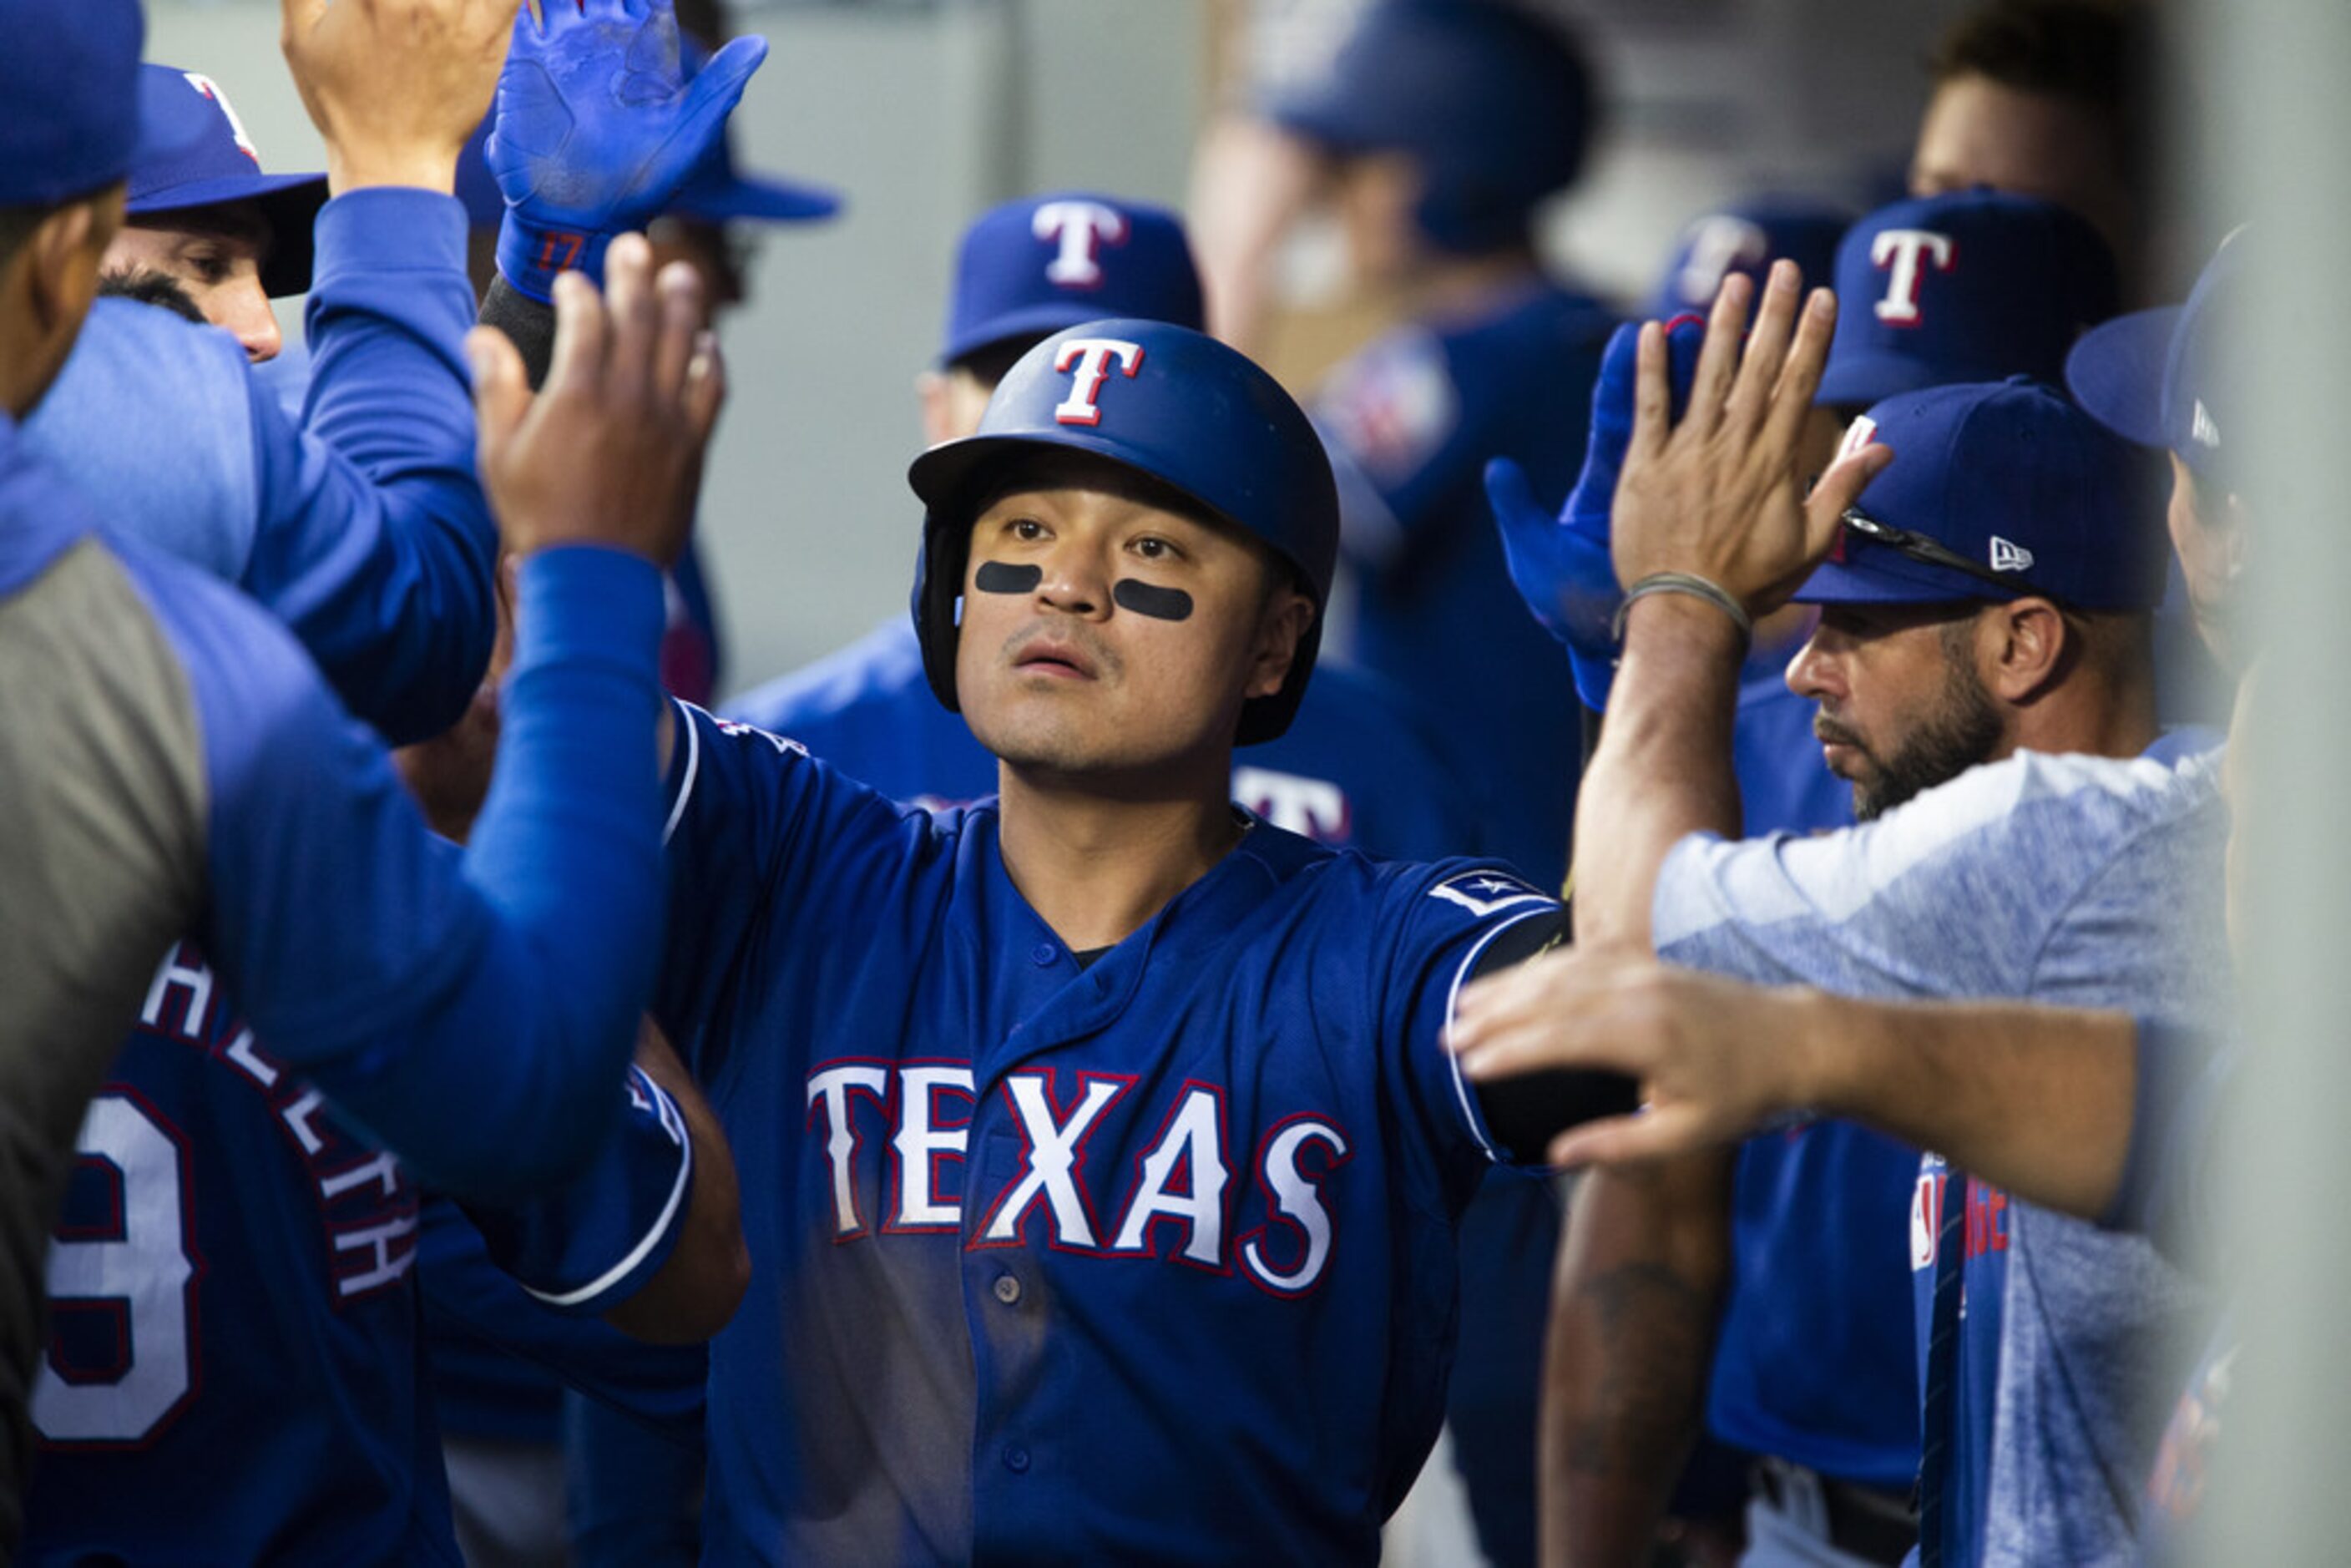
[469,234,726,564]
[1487,316,1705,710]
[1610,261,1890,620]
[490,0,770,300]
[281,0,519,194]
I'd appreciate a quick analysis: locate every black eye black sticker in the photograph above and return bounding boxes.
[973,561,1043,594]
[1113,580,1194,621]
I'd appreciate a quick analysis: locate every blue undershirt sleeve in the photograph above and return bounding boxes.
[164,543,667,1200]
[242,190,498,745]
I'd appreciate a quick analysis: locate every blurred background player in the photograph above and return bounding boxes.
[1908,0,2162,295]
[98,63,326,362]
[1254,0,1608,892]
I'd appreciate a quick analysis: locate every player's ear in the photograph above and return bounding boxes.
[1245,581,1317,701]
[1984,596,2067,703]
[915,369,955,448]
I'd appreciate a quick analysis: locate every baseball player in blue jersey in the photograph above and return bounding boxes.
[0,0,756,1554]
[442,301,1640,1560]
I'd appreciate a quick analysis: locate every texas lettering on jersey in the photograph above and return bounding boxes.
[804,1060,1352,1294]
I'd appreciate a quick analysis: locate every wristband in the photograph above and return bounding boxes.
[1610,572,1754,646]
[496,214,613,306]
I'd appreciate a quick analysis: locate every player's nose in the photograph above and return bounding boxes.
[219,280,282,364]
[1034,542,1110,619]
[1784,628,1842,701]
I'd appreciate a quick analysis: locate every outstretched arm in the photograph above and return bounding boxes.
[195,238,726,1201]
[1451,949,2145,1221]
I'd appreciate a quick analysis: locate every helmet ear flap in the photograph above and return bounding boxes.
[913,518,970,715]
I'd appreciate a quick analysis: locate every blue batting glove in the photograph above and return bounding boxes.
[490,0,770,302]
[1489,316,1705,711]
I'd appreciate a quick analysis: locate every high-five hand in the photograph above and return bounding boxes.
[469,234,726,565]
[1610,260,1891,619]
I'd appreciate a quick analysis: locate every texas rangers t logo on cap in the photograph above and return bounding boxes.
[1033,200,1130,288]
[1871,229,1954,326]
[1674,215,1768,308]
[1053,337,1145,427]
[182,71,261,166]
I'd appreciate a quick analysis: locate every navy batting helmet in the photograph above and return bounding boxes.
[1265,0,1595,255]
[908,319,1339,746]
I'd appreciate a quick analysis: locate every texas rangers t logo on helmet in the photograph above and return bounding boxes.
[1871,229,1955,326]
[1033,200,1130,288]
[1052,337,1145,427]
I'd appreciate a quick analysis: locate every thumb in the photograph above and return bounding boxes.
[1803,441,1895,558]
[468,326,533,473]
[675,34,769,144]
[1484,456,1548,544]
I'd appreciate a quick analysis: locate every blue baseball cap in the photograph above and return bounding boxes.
[938,194,1203,368]
[127,66,329,297]
[1262,0,1593,255]
[1645,197,1850,321]
[664,128,840,227]
[1796,377,2166,611]
[1815,190,2118,411]
[2065,230,2247,491]
[0,0,204,208]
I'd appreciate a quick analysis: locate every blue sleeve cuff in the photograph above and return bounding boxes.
[309,187,469,287]
[468,1065,695,1314]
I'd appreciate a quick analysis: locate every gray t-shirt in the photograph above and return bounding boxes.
[1654,743,2233,1567]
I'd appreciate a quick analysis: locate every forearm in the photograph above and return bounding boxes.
[254,190,498,743]
[604,1023,751,1343]
[1570,596,1745,950]
[480,275,559,391]
[1541,1156,1731,1568]
[1799,992,2138,1220]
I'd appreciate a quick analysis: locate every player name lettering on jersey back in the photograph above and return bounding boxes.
[135,943,419,1301]
[805,1060,1352,1294]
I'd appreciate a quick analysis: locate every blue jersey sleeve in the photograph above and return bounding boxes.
[134,544,670,1200]
[466,1061,695,1313]
[241,190,498,745]
[1379,865,1569,1179]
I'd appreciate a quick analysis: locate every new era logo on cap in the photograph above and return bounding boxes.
[1989,536,2035,573]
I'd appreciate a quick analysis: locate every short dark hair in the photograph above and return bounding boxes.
[1929,0,2156,235]
[99,266,206,324]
